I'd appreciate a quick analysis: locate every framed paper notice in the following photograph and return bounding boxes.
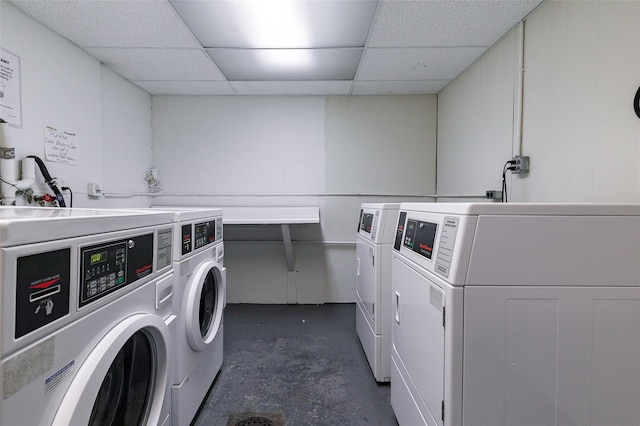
[45,126,79,165]
[0,48,22,127]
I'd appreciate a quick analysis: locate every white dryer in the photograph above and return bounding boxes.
[391,203,640,426]
[0,206,176,426]
[148,206,226,426]
[355,203,399,382]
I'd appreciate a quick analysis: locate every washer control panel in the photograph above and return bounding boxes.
[181,218,222,256]
[194,219,221,250]
[80,233,153,308]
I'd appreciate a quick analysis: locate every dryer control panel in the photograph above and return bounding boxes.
[394,210,465,282]
[79,233,154,308]
[402,219,438,259]
[360,211,375,234]
[358,204,400,244]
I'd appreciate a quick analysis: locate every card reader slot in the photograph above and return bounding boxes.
[29,285,61,302]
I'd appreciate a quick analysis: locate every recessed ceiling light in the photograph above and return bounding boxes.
[170,0,378,81]
[207,48,363,81]
[257,49,314,69]
[232,0,311,48]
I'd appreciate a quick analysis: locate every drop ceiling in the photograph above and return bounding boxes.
[8,0,543,96]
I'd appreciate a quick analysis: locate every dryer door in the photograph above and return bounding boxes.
[356,237,377,330]
[392,255,445,426]
[52,314,170,426]
[184,260,225,351]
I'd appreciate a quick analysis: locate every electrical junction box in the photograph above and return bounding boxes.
[87,182,102,197]
[512,155,530,174]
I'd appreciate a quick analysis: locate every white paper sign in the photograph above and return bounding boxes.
[44,126,78,165]
[0,48,22,127]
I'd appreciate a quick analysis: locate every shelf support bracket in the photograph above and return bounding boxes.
[281,224,295,272]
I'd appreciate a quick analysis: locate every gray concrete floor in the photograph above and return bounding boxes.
[193,303,397,426]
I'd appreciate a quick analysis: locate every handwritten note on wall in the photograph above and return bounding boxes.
[44,126,78,165]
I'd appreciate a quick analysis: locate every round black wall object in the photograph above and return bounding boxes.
[634,86,640,119]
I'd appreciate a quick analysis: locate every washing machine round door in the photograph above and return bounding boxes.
[52,314,170,426]
[185,260,224,351]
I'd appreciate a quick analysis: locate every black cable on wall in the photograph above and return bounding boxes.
[27,155,66,207]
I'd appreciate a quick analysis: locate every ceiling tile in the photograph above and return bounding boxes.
[357,47,486,81]
[86,48,226,81]
[133,80,237,96]
[368,0,542,48]
[352,80,449,96]
[7,0,544,96]
[231,81,353,96]
[11,0,199,48]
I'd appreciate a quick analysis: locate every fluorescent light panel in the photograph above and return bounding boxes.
[238,0,311,48]
[170,0,378,81]
[207,48,363,81]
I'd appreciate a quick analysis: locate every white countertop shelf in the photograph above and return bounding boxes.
[222,206,319,225]
[221,207,320,281]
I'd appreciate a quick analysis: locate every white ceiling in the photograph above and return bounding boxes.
[8,0,543,96]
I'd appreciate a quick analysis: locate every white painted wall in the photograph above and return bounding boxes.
[151,96,326,197]
[0,1,152,208]
[152,95,437,303]
[437,28,519,199]
[519,0,640,202]
[98,67,153,208]
[14,0,637,303]
[322,96,437,302]
[437,0,640,203]
[1,2,438,303]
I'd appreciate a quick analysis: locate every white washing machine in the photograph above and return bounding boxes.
[355,203,399,382]
[148,206,226,425]
[391,203,640,426]
[0,206,176,426]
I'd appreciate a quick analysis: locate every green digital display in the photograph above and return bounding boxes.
[90,251,108,265]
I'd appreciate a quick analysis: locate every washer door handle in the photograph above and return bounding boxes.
[395,291,400,324]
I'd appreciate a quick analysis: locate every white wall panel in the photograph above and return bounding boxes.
[519,0,640,202]
[322,245,358,303]
[437,28,519,198]
[323,95,436,294]
[1,1,101,206]
[225,242,289,304]
[0,2,152,208]
[437,0,640,203]
[98,68,152,208]
[325,95,437,196]
[294,244,327,304]
[151,96,325,196]
[152,95,437,303]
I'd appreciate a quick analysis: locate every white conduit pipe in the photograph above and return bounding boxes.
[512,21,525,158]
[227,240,355,246]
[102,191,489,199]
[0,121,35,205]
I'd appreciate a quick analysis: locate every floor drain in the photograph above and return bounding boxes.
[228,412,284,426]
[234,417,275,426]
